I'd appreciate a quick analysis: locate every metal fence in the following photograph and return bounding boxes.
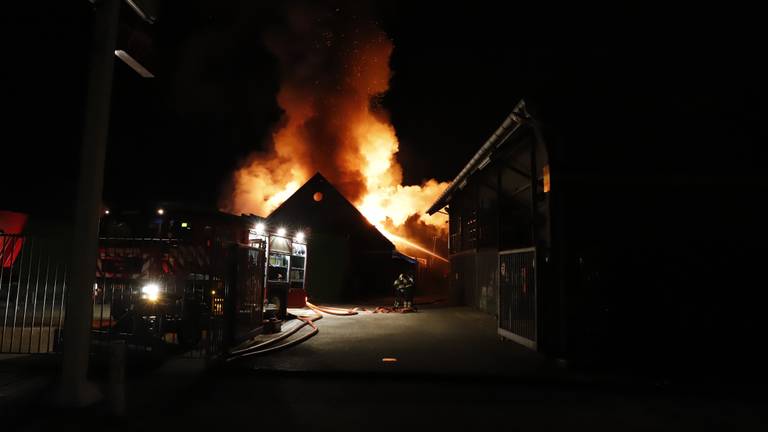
[2,234,262,359]
[498,248,537,350]
[91,238,263,359]
[91,276,230,359]
[91,238,225,358]
[1,234,68,354]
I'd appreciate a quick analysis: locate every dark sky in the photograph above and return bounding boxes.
[3,1,765,215]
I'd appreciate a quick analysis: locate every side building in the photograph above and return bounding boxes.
[427,98,766,376]
[428,101,552,352]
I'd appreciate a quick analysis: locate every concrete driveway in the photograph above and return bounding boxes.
[242,304,561,379]
[164,305,765,431]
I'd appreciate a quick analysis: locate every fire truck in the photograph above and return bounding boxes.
[94,206,308,352]
[95,237,224,349]
[247,222,308,320]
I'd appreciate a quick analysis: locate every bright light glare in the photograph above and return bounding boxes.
[157,208,164,215]
[114,50,155,78]
[277,227,287,236]
[141,283,160,302]
[295,231,305,242]
[255,223,266,234]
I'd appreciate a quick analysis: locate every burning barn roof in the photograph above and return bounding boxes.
[223,2,448,260]
[267,172,393,253]
[266,172,415,301]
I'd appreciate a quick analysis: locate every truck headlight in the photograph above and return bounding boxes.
[141,283,160,302]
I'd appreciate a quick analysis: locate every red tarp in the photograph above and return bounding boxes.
[0,211,27,268]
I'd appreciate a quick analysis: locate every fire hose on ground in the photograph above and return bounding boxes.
[306,301,359,316]
[225,302,360,361]
[226,313,322,362]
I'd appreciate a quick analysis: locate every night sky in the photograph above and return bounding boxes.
[4,2,768,409]
[3,1,765,217]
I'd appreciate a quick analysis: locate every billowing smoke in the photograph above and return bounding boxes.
[227,1,448,256]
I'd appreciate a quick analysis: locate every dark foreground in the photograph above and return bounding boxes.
[7,306,767,430]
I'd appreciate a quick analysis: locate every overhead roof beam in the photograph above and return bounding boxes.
[426,100,530,215]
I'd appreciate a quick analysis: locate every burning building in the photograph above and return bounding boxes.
[264,173,416,302]
[223,3,449,299]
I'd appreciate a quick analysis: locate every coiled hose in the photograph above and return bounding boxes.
[226,313,322,362]
[226,302,358,361]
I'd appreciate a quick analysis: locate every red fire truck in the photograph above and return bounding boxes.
[94,206,308,352]
[94,207,264,352]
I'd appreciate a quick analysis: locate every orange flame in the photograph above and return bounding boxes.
[227,8,448,255]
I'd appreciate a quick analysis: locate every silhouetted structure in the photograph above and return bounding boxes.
[428,98,766,377]
[267,173,414,302]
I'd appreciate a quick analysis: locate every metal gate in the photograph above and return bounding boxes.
[92,239,264,359]
[498,247,537,350]
[93,238,228,358]
[1,234,68,354]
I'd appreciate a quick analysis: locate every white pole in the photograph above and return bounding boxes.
[57,0,120,407]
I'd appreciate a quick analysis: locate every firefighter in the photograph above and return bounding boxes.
[404,274,415,309]
[393,273,408,308]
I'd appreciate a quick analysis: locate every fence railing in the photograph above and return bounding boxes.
[91,238,263,359]
[90,238,230,358]
[2,234,262,360]
[90,275,228,358]
[498,247,537,350]
[1,234,68,354]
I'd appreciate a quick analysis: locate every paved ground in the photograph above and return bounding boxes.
[245,305,564,379]
[7,305,768,430]
[0,354,57,417]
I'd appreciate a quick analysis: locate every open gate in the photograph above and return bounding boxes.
[498,247,537,350]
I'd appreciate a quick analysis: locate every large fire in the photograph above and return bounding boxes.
[226,4,448,258]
